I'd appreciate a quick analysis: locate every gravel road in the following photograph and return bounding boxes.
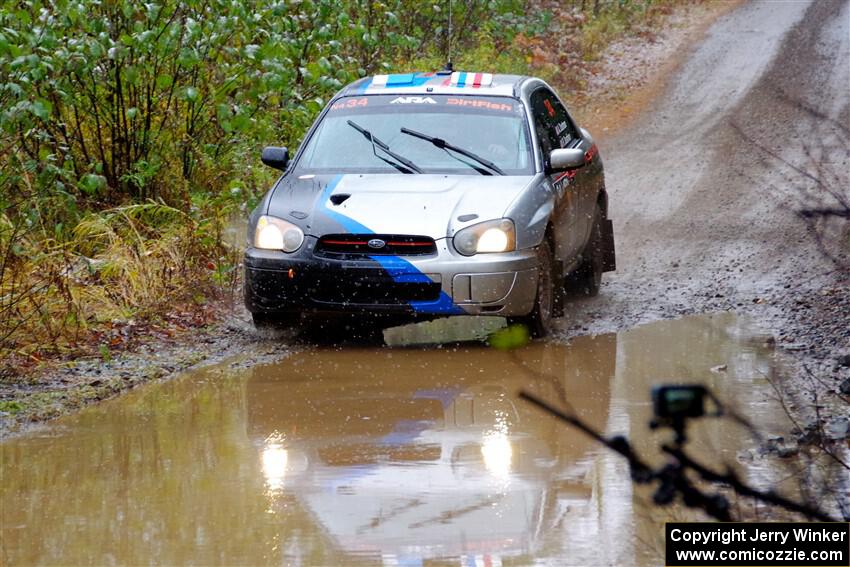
[563,0,849,383]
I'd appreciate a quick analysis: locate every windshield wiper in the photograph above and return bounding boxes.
[400,127,505,175]
[347,120,422,174]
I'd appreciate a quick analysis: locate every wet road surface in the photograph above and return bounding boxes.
[566,0,849,344]
[2,314,802,565]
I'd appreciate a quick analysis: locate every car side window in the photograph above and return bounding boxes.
[549,96,579,149]
[530,88,580,160]
[530,90,554,157]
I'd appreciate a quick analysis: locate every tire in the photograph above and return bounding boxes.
[252,311,299,330]
[508,240,555,338]
[567,205,604,297]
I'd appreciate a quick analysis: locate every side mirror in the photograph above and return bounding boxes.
[549,148,585,171]
[261,146,289,171]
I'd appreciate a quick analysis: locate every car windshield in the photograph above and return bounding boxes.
[296,94,534,175]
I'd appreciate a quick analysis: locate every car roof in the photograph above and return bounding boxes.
[339,71,528,98]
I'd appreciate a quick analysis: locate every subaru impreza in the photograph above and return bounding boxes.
[244,71,615,336]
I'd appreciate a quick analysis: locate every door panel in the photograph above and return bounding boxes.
[529,88,583,268]
[571,137,597,247]
[548,96,599,252]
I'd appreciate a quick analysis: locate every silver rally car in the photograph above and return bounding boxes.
[244,70,615,336]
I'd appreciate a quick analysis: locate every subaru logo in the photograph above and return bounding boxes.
[367,238,386,249]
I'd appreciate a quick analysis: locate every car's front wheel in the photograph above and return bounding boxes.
[509,240,555,338]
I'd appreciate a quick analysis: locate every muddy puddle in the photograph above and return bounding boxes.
[0,314,815,565]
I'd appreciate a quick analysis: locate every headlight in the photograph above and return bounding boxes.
[453,219,516,255]
[254,215,304,252]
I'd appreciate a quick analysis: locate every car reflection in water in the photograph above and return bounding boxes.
[245,331,616,565]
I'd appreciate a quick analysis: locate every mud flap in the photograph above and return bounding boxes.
[601,219,616,272]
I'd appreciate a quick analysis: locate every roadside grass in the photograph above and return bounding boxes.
[578,2,676,61]
[1,198,241,377]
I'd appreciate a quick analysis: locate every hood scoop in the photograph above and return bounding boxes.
[329,193,350,206]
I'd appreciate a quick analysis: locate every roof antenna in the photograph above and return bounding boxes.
[439,0,453,74]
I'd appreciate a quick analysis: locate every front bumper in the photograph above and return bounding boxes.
[244,238,538,318]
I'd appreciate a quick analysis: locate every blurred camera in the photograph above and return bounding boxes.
[652,385,707,420]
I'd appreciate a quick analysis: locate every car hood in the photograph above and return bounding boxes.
[267,173,535,239]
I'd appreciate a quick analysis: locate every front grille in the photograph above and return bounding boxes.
[312,276,441,305]
[316,234,437,257]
